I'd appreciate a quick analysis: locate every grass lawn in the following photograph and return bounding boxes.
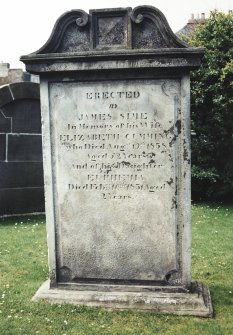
[0,204,233,335]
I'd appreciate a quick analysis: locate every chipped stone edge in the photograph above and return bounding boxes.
[32,280,213,317]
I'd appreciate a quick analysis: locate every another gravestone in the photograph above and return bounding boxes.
[21,6,213,316]
[0,82,44,216]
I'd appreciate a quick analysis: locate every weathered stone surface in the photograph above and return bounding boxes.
[49,79,183,284]
[7,134,42,161]
[2,99,41,133]
[21,6,212,316]
[0,134,6,161]
[0,110,11,133]
[0,187,44,215]
[0,82,44,216]
[33,280,213,317]
[0,63,24,86]
[0,82,39,106]
[0,85,13,107]
[0,162,44,188]
[20,6,204,74]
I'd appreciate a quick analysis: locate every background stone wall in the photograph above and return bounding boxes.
[0,62,39,85]
[0,82,44,216]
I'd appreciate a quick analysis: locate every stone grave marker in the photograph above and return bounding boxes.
[21,6,213,316]
[0,82,44,216]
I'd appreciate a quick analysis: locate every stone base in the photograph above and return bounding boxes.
[32,280,213,317]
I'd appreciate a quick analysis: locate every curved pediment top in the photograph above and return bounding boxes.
[31,6,189,55]
[35,10,89,54]
[130,6,188,49]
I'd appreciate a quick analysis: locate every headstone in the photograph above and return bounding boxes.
[0,82,44,216]
[21,6,213,316]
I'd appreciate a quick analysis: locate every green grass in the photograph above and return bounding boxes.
[0,204,233,335]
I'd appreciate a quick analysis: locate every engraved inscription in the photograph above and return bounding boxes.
[51,81,179,201]
[50,80,180,281]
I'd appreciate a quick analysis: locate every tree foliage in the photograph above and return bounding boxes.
[188,11,233,201]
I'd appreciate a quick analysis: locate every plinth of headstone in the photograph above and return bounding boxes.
[21,6,213,317]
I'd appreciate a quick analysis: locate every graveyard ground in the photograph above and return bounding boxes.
[0,204,233,335]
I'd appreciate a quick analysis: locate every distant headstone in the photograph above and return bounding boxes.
[0,82,44,216]
[21,6,212,316]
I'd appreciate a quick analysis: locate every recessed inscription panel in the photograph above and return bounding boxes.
[97,17,126,46]
[49,80,180,282]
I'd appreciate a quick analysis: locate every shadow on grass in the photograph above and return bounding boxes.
[210,284,233,307]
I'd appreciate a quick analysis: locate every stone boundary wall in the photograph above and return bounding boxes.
[0,82,44,216]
